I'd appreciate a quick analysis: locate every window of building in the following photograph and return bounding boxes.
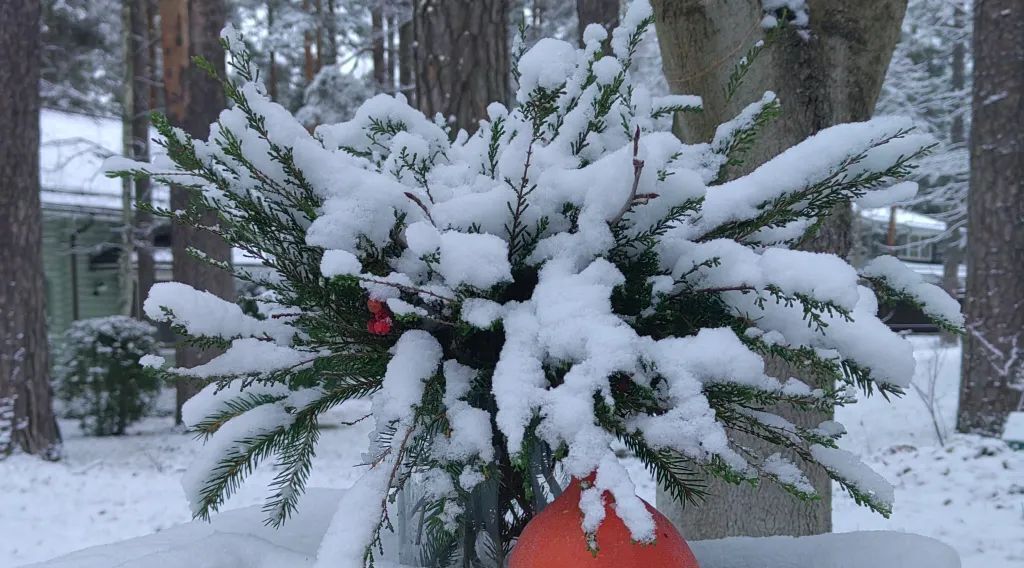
[901,233,933,261]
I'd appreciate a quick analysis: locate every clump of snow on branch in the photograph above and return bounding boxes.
[114,0,958,562]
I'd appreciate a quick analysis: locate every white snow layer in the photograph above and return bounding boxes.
[862,255,965,327]
[27,489,960,568]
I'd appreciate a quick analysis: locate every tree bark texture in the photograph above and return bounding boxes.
[159,0,236,424]
[0,0,62,459]
[652,0,907,539]
[957,0,1024,436]
[124,0,155,320]
[576,0,619,51]
[413,0,510,132]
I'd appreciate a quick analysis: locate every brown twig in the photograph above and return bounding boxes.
[404,191,436,226]
[610,127,646,225]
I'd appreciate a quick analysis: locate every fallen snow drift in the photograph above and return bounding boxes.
[691,532,960,568]
[27,488,959,568]
[23,490,343,568]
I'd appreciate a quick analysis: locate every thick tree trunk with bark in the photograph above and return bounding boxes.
[159,0,235,424]
[413,0,510,132]
[0,0,62,459]
[652,0,906,539]
[957,0,1024,436]
[576,0,619,50]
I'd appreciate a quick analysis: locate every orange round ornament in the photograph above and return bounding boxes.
[508,476,700,568]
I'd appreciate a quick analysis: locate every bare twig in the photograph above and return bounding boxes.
[610,127,646,225]
[404,191,436,226]
[356,275,453,303]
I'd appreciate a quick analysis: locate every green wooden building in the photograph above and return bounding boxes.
[40,109,261,336]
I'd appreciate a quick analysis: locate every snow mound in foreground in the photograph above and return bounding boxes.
[691,531,960,568]
[26,489,959,568]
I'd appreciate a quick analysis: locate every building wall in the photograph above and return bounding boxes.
[42,212,125,335]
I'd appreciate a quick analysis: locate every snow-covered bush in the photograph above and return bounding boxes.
[111,1,962,565]
[53,316,160,436]
[296,65,376,129]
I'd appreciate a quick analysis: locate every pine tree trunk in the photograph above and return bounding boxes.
[121,1,138,317]
[124,0,155,320]
[940,3,967,346]
[399,17,415,103]
[957,0,1024,436]
[372,6,387,90]
[303,0,315,85]
[267,0,278,101]
[576,0,619,50]
[324,0,339,67]
[652,0,906,539]
[413,0,510,132]
[387,14,398,92]
[0,0,62,459]
[159,0,235,424]
[314,0,323,73]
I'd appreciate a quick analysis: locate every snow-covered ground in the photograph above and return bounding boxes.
[2,336,1021,567]
[834,336,1024,568]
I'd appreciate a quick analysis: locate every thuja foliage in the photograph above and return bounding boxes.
[112,1,961,566]
[53,316,161,436]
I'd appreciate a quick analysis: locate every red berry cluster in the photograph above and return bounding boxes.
[366,299,393,336]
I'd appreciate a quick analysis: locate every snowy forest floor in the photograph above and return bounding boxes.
[2,336,1021,568]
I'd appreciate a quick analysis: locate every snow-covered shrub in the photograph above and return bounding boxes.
[53,316,161,436]
[296,65,376,128]
[111,1,962,564]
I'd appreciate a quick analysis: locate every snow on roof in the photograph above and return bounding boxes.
[41,110,265,269]
[150,248,266,268]
[40,109,169,212]
[901,260,966,280]
[858,206,946,232]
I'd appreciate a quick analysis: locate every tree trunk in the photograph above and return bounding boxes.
[387,14,398,92]
[123,0,155,320]
[413,0,510,132]
[121,1,137,317]
[372,6,387,90]
[0,0,62,459]
[941,2,967,346]
[159,0,235,424]
[652,0,906,539]
[399,16,415,102]
[324,0,339,67]
[957,0,1024,436]
[576,0,619,50]
[267,0,278,101]
[314,0,323,73]
[303,0,315,85]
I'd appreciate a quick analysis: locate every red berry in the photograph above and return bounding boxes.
[367,299,386,315]
[367,314,393,336]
